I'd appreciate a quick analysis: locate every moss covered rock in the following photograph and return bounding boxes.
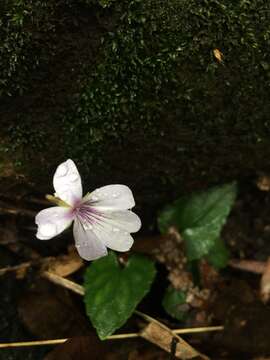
[64,0,270,159]
[0,0,270,219]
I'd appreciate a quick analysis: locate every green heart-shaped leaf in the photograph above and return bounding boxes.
[158,182,237,261]
[84,252,156,339]
[162,287,187,320]
[206,237,229,269]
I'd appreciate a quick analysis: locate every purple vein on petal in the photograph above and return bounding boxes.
[73,204,104,227]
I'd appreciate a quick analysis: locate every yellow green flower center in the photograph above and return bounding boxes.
[46,194,71,208]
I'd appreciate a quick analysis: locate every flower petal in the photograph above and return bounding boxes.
[36,206,73,240]
[92,219,134,252]
[101,210,141,233]
[73,218,108,261]
[87,185,135,210]
[53,159,83,206]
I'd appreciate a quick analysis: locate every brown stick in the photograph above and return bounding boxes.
[0,326,224,349]
[229,259,266,274]
[0,194,49,206]
[0,204,35,217]
[42,271,85,295]
[0,339,68,348]
[0,257,55,277]
[141,322,209,359]
[0,262,32,276]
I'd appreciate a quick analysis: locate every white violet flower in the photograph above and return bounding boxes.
[35,159,141,261]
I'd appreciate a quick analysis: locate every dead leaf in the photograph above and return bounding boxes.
[154,231,191,291]
[140,322,209,360]
[199,259,219,289]
[15,264,29,279]
[43,249,83,277]
[256,175,270,191]
[213,48,224,63]
[18,279,90,339]
[229,259,266,274]
[261,258,270,303]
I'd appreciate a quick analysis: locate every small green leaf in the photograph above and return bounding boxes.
[158,182,237,261]
[84,252,156,339]
[162,287,187,320]
[206,237,229,269]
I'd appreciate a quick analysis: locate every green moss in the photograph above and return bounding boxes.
[63,0,270,168]
[6,122,46,153]
[0,121,49,180]
[0,0,57,96]
[0,0,99,174]
[83,0,115,7]
[1,0,270,196]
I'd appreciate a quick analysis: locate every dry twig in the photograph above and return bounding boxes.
[0,201,35,217]
[0,251,83,279]
[0,325,224,349]
[229,259,266,274]
[42,271,85,295]
[260,258,270,303]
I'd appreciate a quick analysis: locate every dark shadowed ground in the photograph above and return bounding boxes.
[1,178,270,359]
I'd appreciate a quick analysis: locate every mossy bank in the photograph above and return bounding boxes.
[0,0,270,218]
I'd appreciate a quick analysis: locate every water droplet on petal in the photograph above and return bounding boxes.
[91,195,99,201]
[40,223,57,237]
[76,244,81,249]
[113,227,120,232]
[112,193,118,198]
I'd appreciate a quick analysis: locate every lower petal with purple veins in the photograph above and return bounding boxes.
[75,204,103,229]
[73,218,108,261]
[75,206,140,252]
[91,220,134,252]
